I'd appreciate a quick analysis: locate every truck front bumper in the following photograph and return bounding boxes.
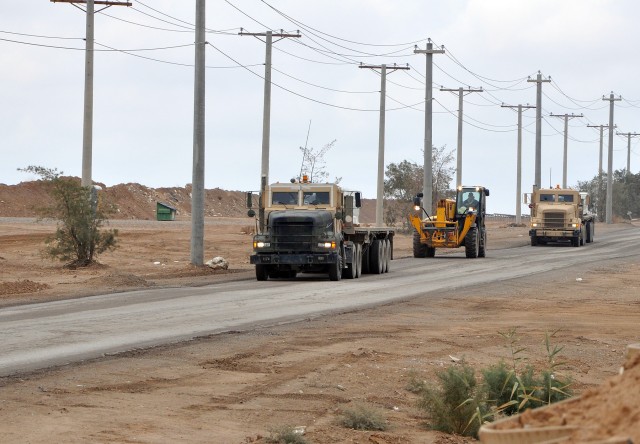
[529,228,580,240]
[250,252,339,265]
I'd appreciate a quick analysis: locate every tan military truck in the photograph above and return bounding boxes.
[528,187,595,247]
[247,178,394,281]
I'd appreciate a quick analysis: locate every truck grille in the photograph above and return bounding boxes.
[271,220,314,252]
[543,212,565,228]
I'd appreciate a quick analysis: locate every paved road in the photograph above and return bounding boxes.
[1,225,639,377]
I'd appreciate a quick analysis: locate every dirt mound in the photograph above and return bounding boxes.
[0,280,51,296]
[0,180,377,222]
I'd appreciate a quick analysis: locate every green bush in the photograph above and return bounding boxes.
[19,166,118,267]
[266,425,309,444]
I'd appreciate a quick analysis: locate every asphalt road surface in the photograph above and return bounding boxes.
[1,226,639,377]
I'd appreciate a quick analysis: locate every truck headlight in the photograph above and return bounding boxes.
[318,241,336,249]
[254,241,270,248]
[571,223,578,228]
[532,223,538,227]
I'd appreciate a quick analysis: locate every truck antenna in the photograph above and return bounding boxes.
[299,120,312,181]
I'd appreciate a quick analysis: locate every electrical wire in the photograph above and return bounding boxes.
[271,66,377,94]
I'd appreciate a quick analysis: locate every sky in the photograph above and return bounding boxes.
[2,0,640,215]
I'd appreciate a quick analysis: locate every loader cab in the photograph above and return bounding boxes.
[455,186,489,221]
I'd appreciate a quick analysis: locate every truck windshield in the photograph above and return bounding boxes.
[303,191,330,205]
[539,194,555,202]
[272,192,298,205]
[558,194,574,202]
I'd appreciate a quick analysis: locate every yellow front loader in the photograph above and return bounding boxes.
[408,186,490,258]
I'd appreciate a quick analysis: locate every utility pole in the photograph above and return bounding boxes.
[414,41,444,213]
[603,92,621,224]
[359,63,410,225]
[527,72,551,190]
[549,113,583,188]
[51,0,132,187]
[587,123,614,219]
[616,131,640,176]
[240,30,301,232]
[190,0,206,266]
[440,86,483,188]
[502,103,535,224]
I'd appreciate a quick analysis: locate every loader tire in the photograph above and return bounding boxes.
[478,227,487,258]
[465,227,479,258]
[426,246,435,257]
[413,230,427,258]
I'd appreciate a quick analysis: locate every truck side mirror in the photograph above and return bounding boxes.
[247,209,256,217]
[484,189,490,197]
[354,192,361,208]
[246,192,253,209]
[335,210,344,220]
[413,196,421,207]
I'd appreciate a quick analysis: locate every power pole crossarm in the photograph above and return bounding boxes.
[502,104,535,224]
[358,63,410,226]
[51,0,131,5]
[549,113,583,188]
[440,86,483,188]
[414,42,445,213]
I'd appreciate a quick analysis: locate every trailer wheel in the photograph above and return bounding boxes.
[370,239,384,274]
[255,264,269,281]
[361,244,370,274]
[383,238,391,273]
[465,227,479,258]
[478,227,487,258]
[329,254,343,281]
[412,230,427,258]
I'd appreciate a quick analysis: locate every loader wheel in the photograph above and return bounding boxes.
[412,230,427,258]
[370,239,384,274]
[255,264,270,281]
[329,254,343,281]
[426,247,436,257]
[478,227,487,258]
[465,227,479,258]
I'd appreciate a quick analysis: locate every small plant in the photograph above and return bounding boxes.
[417,361,490,437]
[266,425,309,444]
[405,369,428,394]
[340,403,387,431]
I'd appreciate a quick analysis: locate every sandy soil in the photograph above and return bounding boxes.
[1,217,639,443]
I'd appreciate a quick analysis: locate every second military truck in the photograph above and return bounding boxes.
[248,178,394,281]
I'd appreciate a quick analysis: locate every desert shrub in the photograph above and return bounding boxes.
[19,166,118,267]
[417,362,489,437]
[266,425,309,444]
[340,403,387,431]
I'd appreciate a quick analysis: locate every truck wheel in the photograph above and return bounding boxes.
[426,247,436,257]
[585,222,592,243]
[383,238,391,273]
[413,230,427,258]
[465,227,479,258]
[370,239,384,274]
[354,243,362,278]
[344,245,356,280]
[478,227,487,258]
[329,254,343,281]
[361,244,370,274]
[530,235,538,246]
[255,264,269,281]
[580,229,585,246]
[572,235,580,247]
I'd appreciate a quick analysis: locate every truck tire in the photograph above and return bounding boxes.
[530,235,538,246]
[329,254,343,281]
[344,244,356,279]
[383,238,391,273]
[413,230,427,258]
[255,264,269,281]
[465,227,479,258]
[572,235,580,247]
[354,243,362,278]
[586,222,593,243]
[370,239,384,274]
[361,244,370,274]
[478,227,487,258]
[579,229,585,246]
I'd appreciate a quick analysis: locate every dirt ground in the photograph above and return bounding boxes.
[1,215,640,443]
